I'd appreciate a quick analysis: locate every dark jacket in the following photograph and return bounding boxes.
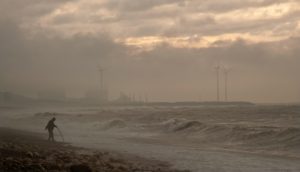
[45,119,56,131]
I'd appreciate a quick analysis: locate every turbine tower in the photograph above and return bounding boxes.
[144,93,148,103]
[215,64,221,102]
[224,67,230,102]
[98,65,104,90]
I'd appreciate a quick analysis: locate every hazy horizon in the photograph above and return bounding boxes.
[1,0,300,103]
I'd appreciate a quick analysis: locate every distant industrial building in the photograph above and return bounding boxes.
[114,92,131,103]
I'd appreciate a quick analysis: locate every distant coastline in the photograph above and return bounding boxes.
[109,101,255,106]
[1,91,254,107]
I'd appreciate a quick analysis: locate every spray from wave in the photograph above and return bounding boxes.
[151,118,300,150]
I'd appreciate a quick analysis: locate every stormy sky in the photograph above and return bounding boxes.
[1,0,300,103]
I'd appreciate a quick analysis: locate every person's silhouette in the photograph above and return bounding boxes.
[45,117,57,141]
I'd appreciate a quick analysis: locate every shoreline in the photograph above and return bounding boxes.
[0,127,189,172]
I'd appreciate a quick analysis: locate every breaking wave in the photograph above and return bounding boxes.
[158,118,205,132]
[156,118,300,148]
[34,112,66,117]
[93,119,127,130]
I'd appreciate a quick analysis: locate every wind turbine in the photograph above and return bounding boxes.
[97,65,104,90]
[223,67,231,102]
[97,64,109,102]
[214,64,221,102]
[144,93,148,103]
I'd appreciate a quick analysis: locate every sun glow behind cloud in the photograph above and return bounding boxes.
[29,0,300,50]
[218,1,300,21]
[120,32,289,49]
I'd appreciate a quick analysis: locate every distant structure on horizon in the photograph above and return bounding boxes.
[223,67,230,102]
[214,64,221,102]
[97,65,108,103]
[113,92,149,104]
[115,92,131,103]
[213,61,233,102]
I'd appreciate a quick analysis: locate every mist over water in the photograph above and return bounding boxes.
[1,105,299,172]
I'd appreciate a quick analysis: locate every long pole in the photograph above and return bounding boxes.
[56,127,65,142]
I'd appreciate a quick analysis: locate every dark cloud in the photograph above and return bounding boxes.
[163,6,300,37]
[0,20,126,97]
[105,0,291,14]
[105,0,181,12]
[0,0,71,21]
[192,0,290,13]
